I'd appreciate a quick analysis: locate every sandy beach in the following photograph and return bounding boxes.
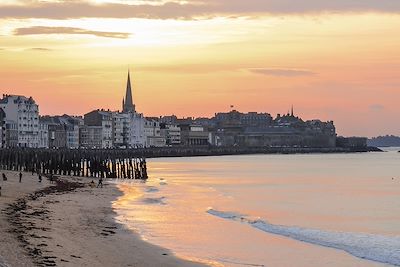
[0,171,50,267]
[0,171,204,267]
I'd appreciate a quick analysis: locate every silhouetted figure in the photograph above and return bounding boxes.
[49,175,54,184]
[38,174,42,183]
[19,172,22,183]
[2,173,7,181]
[97,178,103,188]
[0,186,2,197]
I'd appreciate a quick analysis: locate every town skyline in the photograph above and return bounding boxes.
[1,1,400,137]
[1,69,397,139]
[0,72,397,139]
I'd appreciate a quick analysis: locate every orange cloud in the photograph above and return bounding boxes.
[14,26,130,39]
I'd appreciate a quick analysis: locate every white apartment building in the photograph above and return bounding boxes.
[0,95,39,148]
[112,112,128,148]
[144,118,165,147]
[79,125,103,149]
[126,112,146,148]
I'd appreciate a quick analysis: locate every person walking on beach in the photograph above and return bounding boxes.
[97,177,103,188]
[2,173,7,181]
[38,174,42,183]
[19,172,22,183]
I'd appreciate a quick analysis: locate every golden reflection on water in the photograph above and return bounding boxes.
[111,153,400,267]
[113,182,224,267]
[114,183,143,205]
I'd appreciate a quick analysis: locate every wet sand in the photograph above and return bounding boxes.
[0,171,204,267]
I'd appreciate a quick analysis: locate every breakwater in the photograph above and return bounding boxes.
[0,146,380,178]
[0,149,147,179]
[128,146,381,158]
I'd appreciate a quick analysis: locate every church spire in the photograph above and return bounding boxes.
[123,70,135,112]
[291,105,294,117]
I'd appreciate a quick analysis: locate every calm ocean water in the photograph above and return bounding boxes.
[113,148,400,267]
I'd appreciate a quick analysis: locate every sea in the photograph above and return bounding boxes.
[112,148,400,267]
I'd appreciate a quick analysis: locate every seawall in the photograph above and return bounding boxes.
[132,146,382,159]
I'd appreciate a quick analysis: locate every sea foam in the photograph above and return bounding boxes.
[207,209,400,266]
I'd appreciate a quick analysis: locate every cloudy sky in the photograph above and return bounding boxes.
[1,0,399,136]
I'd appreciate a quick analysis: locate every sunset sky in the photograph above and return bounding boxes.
[0,0,399,137]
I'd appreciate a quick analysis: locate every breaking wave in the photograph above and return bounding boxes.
[207,209,400,266]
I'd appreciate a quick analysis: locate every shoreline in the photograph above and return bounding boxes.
[0,171,205,267]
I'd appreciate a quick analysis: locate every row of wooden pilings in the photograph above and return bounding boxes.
[0,149,148,180]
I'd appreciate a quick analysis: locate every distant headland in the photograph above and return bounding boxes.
[367,135,400,147]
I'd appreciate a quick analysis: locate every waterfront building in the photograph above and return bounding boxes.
[0,108,5,148]
[111,111,146,148]
[4,120,18,148]
[0,95,40,148]
[240,112,273,126]
[38,121,49,148]
[160,123,181,146]
[210,108,336,148]
[39,115,82,149]
[160,115,178,125]
[59,115,82,149]
[144,118,166,147]
[126,112,145,148]
[79,125,103,149]
[193,117,215,128]
[84,110,113,149]
[214,110,273,127]
[40,116,67,148]
[112,112,128,148]
[179,123,209,146]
